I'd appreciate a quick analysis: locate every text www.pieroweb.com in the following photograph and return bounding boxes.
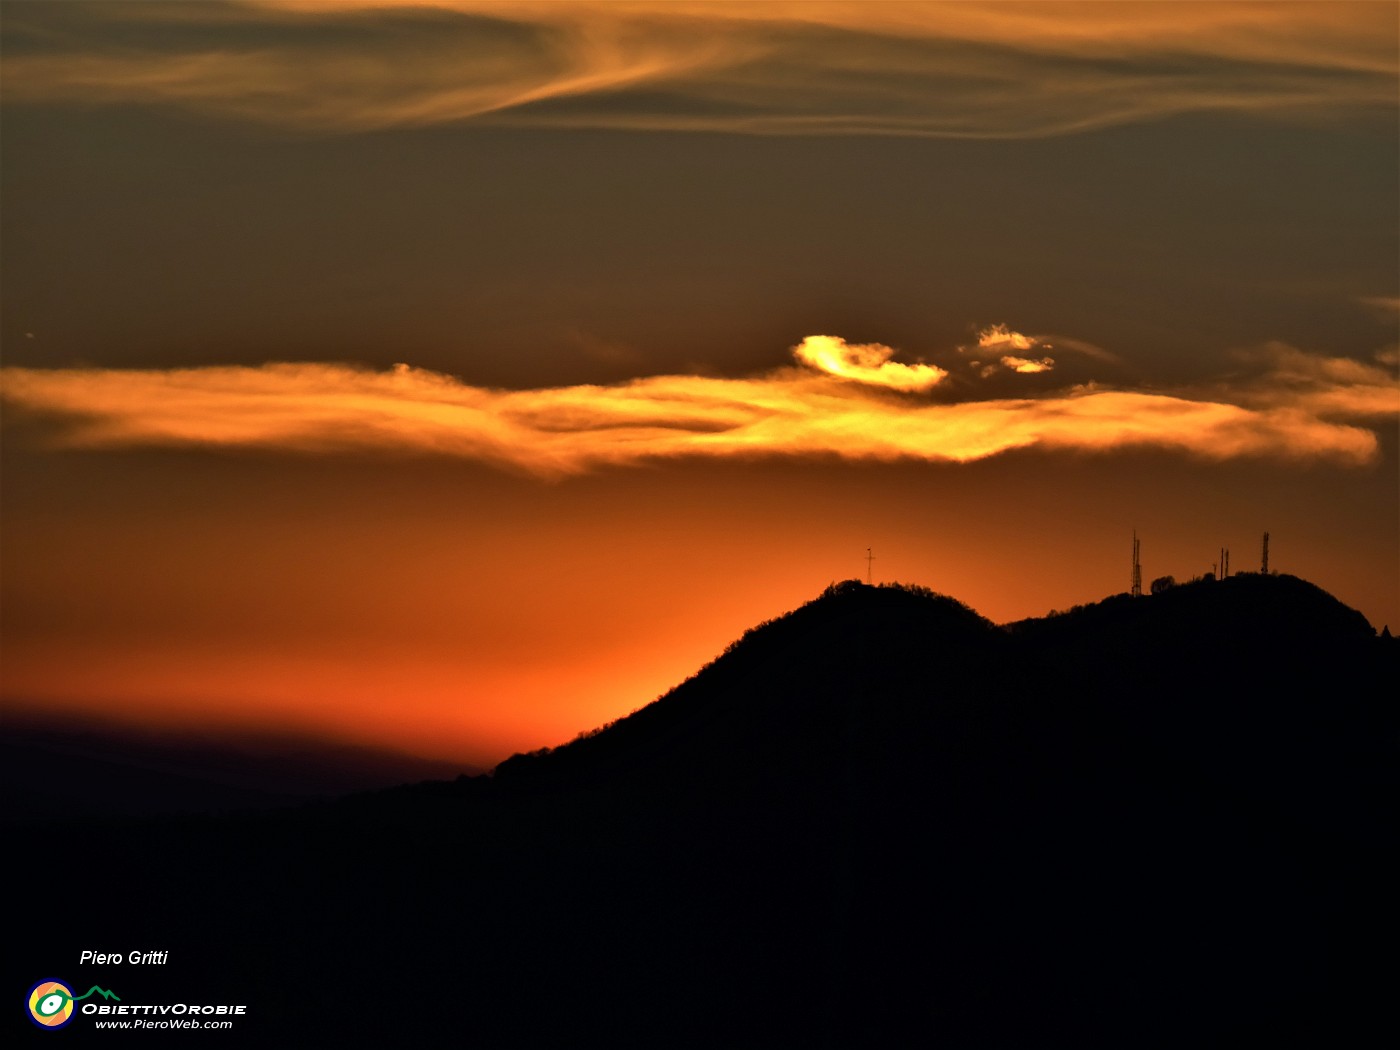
[86,1003,245,1030]
[94,1017,235,1030]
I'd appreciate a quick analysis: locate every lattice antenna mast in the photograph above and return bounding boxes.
[1261,532,1269,574]
[1131,530,1142,598]
[866,547,876,586]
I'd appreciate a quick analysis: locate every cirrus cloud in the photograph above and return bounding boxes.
[2,335,1393,478]
[1,2,1392,138]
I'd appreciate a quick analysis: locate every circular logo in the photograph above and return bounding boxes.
[27,980,76,1029]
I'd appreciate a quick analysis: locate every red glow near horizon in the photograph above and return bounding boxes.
[3,447,1393,766]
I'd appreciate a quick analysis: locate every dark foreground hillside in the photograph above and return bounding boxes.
[8,575,1395,1046]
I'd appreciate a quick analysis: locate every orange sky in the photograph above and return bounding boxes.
[4,440,1394,766]
[1,1,1396,769]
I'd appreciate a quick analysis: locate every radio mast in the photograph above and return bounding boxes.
[1131,531,1142,598]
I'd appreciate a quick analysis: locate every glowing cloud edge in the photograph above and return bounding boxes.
[2,337,1393,477]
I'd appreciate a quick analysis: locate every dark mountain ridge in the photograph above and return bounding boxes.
[494,580,1004,790]
[481,574,1388,834]
[0,718,474,820]
[8,574,1394,1047]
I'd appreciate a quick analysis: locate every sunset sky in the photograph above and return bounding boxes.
[2,1,1397,768]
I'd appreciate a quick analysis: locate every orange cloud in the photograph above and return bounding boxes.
[965,325,1056,374]
[1,2,1392,136]
[976,325,1037,354]
[3,337,1392,475]
[792,335,946,391]
[1002,356,1055,374]
[1225,342,1400,421]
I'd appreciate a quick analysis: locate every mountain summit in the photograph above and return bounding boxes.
[495,574,1385,811]
[9,574,1393,1046]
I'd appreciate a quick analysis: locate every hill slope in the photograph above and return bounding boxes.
[7,575,1394,1047]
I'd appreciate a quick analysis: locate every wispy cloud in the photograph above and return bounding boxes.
[792,335,946,391]
[1225,342,1400,420]
[1,2,1393,137]
[1002,356,1054,375]
[962,325,1056,375]
[975,325,1038,355]
[1357,295,1400,318]
[3,336,1392,477]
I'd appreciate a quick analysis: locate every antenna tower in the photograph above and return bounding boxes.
[865,547,876,585]
[1131,531,1142,598]
[1261,532,1269,574]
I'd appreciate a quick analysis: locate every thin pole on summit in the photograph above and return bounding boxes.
[866,548,876,585]
[1131,530,1142,598]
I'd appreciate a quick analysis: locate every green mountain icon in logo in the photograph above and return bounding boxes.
[74,986,121,1002]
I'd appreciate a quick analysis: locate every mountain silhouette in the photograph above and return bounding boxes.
[7,574,1393,1046]
[0,719,475,820]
